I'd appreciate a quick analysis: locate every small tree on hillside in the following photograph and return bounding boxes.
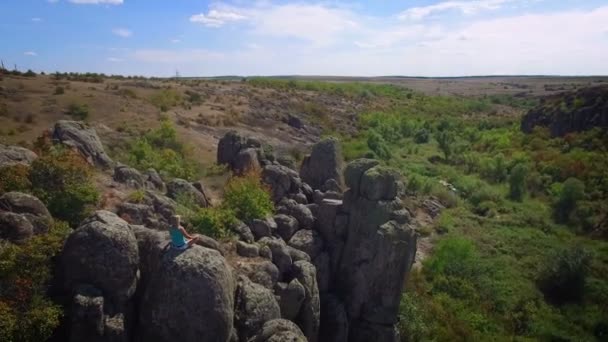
[554,177,585,224]
[435,131,455,161]
[509,163,528,201]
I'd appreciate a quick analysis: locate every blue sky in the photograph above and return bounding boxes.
[1,0,607,76]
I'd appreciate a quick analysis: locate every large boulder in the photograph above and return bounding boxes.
[274,214,299,241]
[234,276,281,341]
[0,192,52,234]
[62,211,139,304]
[0,211,34,244]
[288,230,324,260]
[166,178,209,208]
[113,165,145,188]
[262,165,301,203]
[300,138,343,190]
[234,259,280,290]
[144,168,166,192]
[258,237,293,276]
[234,148,261,174]
[248,319,307,342]
[250,217,277,240]
[53,120,113,168]
[0,144,37,166]
[138,246,235,342]
[217,131,248,167]
[274,279,306,321]
[292,260,320,342]
[278,202,314,229]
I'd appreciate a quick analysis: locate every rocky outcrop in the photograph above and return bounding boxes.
[335,161,417,341]
[217,131,269,172]
[521,85,608,137]
[300,137,343,190]
[113,165,145,188]
[52,120,113,168]
[248,319,307,342]
[62,211,139,304]
[0,191,53,234]
[138,246,235,342]
[234,275,281,341]
[0,144,37,167]
[58,137,418,342]
[166,178,210,208]
[0,211,34,244]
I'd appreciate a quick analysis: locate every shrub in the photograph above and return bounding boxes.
[538,246,590,304]
[150,89,182,111]
[66,103,89,120]
[53,86,64,95]
[125,120,201,180]
[29,147,100,226]
[414,128,430,144]
[425,237,480,280]
[222,172,274,223]
[469,184,501,207]
[0,221,70,341]
[509,163,528,201]
[183,207,236,239]
[0,164,31,194]
[553,177,585,224]
[367,130,391,160]
[436,131,455,161]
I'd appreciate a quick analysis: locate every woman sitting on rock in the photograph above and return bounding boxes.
[169,215,199,250]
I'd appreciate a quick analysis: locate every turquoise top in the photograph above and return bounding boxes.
[170,227,187,247]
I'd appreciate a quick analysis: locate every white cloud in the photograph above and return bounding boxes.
[68,0,123,4]
[31,17,42,22]
[107,57,124,62]
[399,0,515,20]
[190,9,246,27]
[47,0,59,3]
[171,39,181,43]
[112,28,132,38]
[190,3,358,46]
[140,5,608,76]
[24,51,37,56]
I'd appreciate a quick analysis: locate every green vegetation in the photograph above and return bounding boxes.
[337,86,607,341]
[121,120,201,180]
[0,221,70,342]
[66,103,89,120]
[0,146,99,227]
[150,89,182,111]
[222,172,274,223]
[247,77,414,100]
[177,172,274,239]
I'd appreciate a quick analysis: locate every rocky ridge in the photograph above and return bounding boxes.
[0,125,417,342]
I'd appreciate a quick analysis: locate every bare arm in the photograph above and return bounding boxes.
[179,226,196,240]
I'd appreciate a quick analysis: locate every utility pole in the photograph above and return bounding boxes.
[175,69,180,80]
[0,59,5,70]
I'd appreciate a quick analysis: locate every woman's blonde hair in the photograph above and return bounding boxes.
[170,215,181,227]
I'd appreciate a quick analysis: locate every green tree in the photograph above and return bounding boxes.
[554,177,585,224]
[509,163,528,201]
[367,130,391,160]
[435,131,455,161]
[538,246,590,304]
[29,147,99,226]
[222,172,274,223]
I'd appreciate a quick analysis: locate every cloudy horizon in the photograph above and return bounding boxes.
[1,0,607,77]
